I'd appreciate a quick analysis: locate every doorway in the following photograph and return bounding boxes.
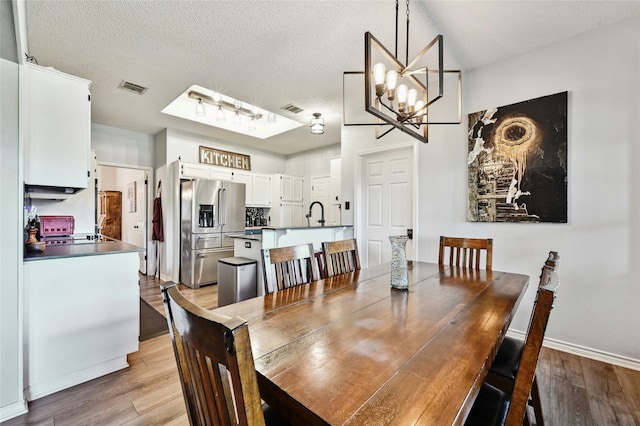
[355,144,416,268]
[97,164,151,274]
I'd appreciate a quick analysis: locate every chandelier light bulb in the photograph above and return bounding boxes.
[212,92,221,103]
[407,88,418,113]
[232,111,241,127]
[372,63,386,97]
[396,84,408,114]
[414,100,425,124]
[385,70,398,100]
[373,63,386,85]
[248,116,256,131]
[396,84,408,103]
[216,105,225,122]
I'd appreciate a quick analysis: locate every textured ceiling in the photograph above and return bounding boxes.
[23,1,640,156]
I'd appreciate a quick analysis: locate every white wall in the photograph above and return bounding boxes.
[163,128,287,174]
[0,57,27,420]
[92,123,155,168]
[342,17,640,362]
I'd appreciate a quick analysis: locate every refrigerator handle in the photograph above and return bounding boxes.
[221,188,227,225]
[216,187,223,226]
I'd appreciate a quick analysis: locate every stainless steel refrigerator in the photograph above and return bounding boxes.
[180,178,246,288]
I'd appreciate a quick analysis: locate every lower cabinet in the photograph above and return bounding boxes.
[23,251,140,401]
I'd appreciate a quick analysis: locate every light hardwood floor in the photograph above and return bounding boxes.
[3,274,639,426]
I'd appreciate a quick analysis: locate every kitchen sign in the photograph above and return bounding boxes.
[199,146,251,171]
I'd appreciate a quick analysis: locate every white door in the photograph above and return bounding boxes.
[311,176,340,226]
[358,146,414,268]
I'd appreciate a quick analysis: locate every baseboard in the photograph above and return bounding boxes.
[0,399,28,423]
[506,330,640,371]
[25,356,129,401]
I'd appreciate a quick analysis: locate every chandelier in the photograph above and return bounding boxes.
[363,0,461,143]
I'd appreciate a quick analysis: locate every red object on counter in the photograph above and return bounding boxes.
[39,215,74,237]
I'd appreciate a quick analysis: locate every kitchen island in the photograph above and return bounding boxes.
[231,225,354,296]
[23,239,143,401]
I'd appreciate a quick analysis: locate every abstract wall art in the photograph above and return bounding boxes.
[467,92,568,223]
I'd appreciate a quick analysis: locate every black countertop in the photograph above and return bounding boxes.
[24,240,144,261]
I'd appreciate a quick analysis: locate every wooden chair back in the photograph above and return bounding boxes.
[261,243,320,294]
[438,236,493,270]
[161,283,265,426]
[322,239,361,277]
[505,251,560,425]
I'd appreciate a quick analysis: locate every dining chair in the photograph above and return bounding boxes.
[161,282,287,426]
[465,251,560,426]
[322,238,361,277]
[261,243,320,294]
[438,236,493,270]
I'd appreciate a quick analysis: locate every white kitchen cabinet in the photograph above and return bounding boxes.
[291,202,305,227]
[179,161,233,181]
[278,174,303,202]
[232,170,253,204]
[232,171,271,207]
[270,174,304,227]
[23,251,140,400]
[271,200,304,228]
[252,173,272,207]
[270,173,306,227]
[23,63,91,190]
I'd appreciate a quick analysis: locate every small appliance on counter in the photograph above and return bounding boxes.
[40,215,75,245]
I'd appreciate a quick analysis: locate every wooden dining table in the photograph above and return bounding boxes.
[213,261,529,425]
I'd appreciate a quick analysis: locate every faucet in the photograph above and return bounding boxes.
[306,201,325,227]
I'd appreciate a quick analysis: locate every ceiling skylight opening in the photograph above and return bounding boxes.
[161,85,303,139]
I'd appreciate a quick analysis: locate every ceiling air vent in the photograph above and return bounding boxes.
[280,103,304,114]
[118,80,148,95]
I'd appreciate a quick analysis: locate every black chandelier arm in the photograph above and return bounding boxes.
[378,97,426,129]
[405,0,410,66]
[376,96,398,116]
[376,125,396,140]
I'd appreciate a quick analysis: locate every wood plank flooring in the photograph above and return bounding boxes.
[3,274,639,426]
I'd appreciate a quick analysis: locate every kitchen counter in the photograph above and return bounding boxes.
[228,233,262,242]
[24,240,143,261]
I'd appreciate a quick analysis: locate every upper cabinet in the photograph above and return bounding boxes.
[178,161,232,181]
[251,173,272,207]
[270,174,304,227]
[233,171,271,207]
[23,64,92,190]
[277,174,303,202]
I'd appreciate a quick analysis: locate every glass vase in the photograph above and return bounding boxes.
[389,235,409,290]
